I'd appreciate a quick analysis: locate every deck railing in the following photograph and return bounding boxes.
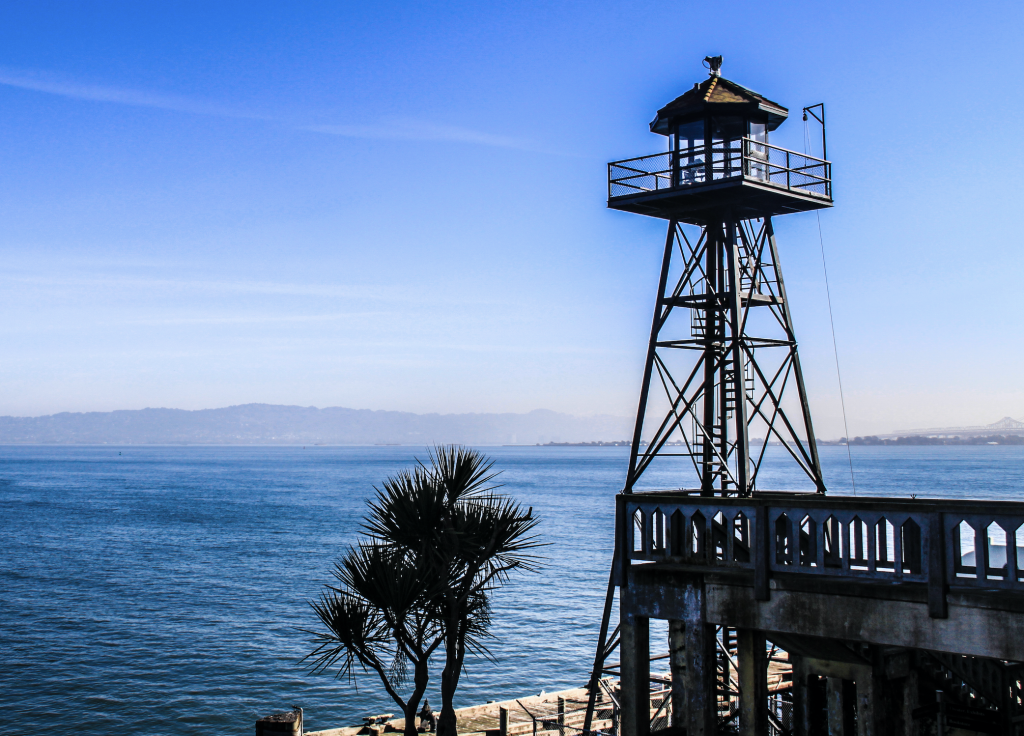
[607,139,831,200]
[619,493,1024,618]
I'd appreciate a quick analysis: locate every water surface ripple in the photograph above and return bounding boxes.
[1,445,1021,734]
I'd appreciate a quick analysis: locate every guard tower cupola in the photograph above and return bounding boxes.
[649,61,787,156]
[608,57,830,223]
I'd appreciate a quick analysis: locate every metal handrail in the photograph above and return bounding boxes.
[607,138,831,200]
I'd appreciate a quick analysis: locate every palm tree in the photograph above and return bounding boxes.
[304,470,445,736]
[305,447,542,736]
[365,446,543,736]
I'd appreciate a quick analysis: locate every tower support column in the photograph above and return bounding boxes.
[854,667,881,736]
[619,613,650,736]
[900,670,919,736]
[826,677,846,735]
[624,222,676,493]
[791,654,810,736]
[765,219,825,491]
[668,619,687,728]
[737,629,768,736]
[682,577,717,735]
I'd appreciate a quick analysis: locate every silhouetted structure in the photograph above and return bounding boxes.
[609,55,830,496]
[583,59,1024,736]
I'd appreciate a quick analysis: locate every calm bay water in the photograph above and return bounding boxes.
[1,444,1022,734]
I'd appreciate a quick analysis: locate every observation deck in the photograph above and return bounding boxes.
[607,139,832,223]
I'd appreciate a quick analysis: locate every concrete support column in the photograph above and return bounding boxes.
[855,676,873,736]
[683,579,717,736]
[737,629,768,736]
[826,677,845,736]
[791,654,810,736]
[853,666,884,736]
[619,614,650,736]
[668,619,686,728]
[900,672,918,736]
[1001,667,1015,736]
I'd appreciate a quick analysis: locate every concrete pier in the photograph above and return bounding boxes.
[305,686,619,736]
[618,492,1024,735]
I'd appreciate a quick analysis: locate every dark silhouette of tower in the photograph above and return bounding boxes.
[609,57,832,497]
[581,58,835,736]
[578,61,1024,736]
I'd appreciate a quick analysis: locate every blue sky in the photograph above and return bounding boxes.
[1,0,1021,437]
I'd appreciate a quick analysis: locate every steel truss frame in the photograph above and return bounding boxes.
[624,216,825,496]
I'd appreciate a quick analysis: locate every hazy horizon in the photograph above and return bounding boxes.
[1,402,631,422]
[2,401,1021,443]
[2,1,1022,438]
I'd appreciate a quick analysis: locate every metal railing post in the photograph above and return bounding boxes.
[928,512,948,618]
[754,504,769,600]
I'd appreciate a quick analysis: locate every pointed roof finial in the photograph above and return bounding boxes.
[703,55,723,77]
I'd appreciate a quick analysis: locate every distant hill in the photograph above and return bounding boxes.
[0,404,634,446]
[887,416,1024,439]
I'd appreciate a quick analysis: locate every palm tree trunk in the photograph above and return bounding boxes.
[437,634,463,736]
[404,658,431,736]
[404,702,422,736]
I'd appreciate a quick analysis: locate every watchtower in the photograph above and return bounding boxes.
[582,60,1024,736]
[609,55,831,496]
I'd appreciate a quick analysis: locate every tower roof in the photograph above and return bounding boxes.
[650,76,788,135]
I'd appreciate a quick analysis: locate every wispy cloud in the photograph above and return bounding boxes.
[0,66,537,151]
[302,120,531,149]
[0,67,269,120]
[120,311,393,327]
[1,272,499,306]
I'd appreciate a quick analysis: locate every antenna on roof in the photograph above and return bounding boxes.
[703,55,723,77]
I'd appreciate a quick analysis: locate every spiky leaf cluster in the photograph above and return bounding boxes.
[303,446,543,725]
[365,447,543,621]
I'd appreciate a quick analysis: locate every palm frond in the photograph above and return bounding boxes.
[302,587,392,680]
[337,542,446,628]
[363,467,441,546]
[423,445,502,504]
[387,645,409,687]
[444,494,546,577]
[459,591,496,662]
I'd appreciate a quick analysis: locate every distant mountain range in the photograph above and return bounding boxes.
[7,404,1018,446]
[885,416,1024,438]
[0,404,635,446]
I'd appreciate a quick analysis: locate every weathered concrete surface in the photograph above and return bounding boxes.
[681,583,715,736]
[623,568,1024,661]
[619,616,650,736]
[667,620,686,728]
[736,629,768,736]
[256,709,302,735]
[706,583,1024,661]
[305,686,613,736]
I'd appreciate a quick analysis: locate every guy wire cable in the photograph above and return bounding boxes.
[804,115,856,495]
